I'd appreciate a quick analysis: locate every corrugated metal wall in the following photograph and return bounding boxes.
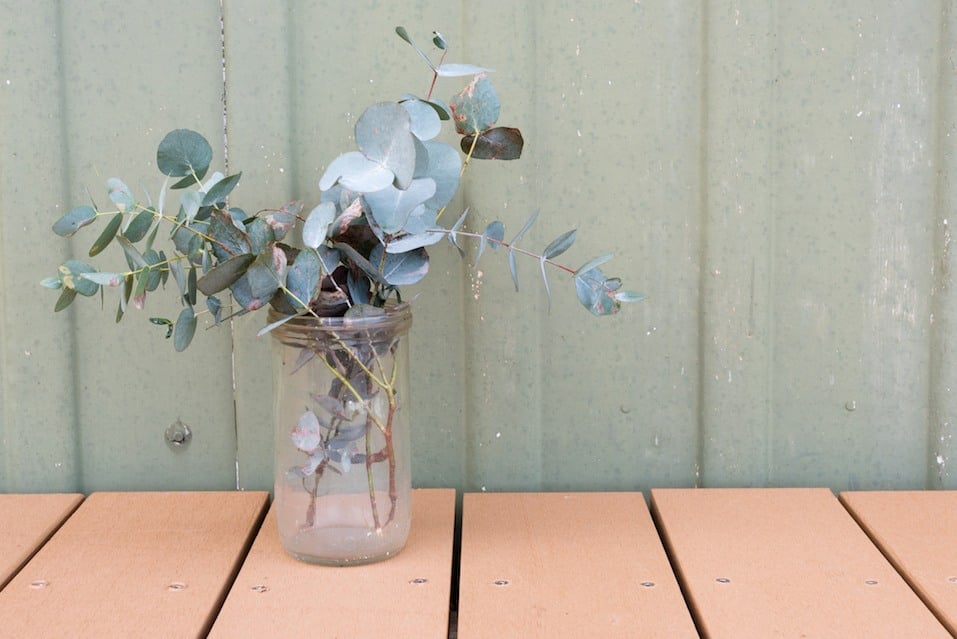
[2,1,954,493]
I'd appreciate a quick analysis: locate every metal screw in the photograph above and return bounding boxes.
[165,420,192,450]
[29,580,48,589]
[948,577,957,584]
[640,582,656,588]
[493,579,510,586]
[251,584,269,593]
[716,577,731,584]
[168,582,187,591]
[865,580,879,586]
[409,578,428,585]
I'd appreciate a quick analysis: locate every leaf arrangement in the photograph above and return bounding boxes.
[43,28,642,350]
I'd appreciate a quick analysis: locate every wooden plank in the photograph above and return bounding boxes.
[0,494,83,589]
[208,488,456,638]
[456,492,698,638]
[0,491,268,638]
[651,488,950,638]
[840,491,957,635]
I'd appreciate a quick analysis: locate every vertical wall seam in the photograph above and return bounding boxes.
[927,0,953,489]
[764,1,780,486]
[695,0,710,488]
[219,0,242,489]
[53,2,83,491]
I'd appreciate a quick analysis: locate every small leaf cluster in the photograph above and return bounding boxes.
[43,28,642,350]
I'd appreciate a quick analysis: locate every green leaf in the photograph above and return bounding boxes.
[575,266,625,316]
[256,312,297,337]
[201,172,242,207]
[395,25,435,70]
[615,290,645,303]
[574,254,614,276]
[80,271,124,287]
[168,258,186,299]
[355,102,417,189]
[187,266,198,305]
[196,253,255,295]
[334,242,389,287]
[40,277,62,290]
[208,210,251,260]
[425,99,452,121]
[123,208,155,243]
[285,248,321,310]
[477,221,504,264]
[54,287,77,312]
[245,217,275,254]
[157,129,212,179]
[505,211,538,292]
[255,247,288,298]
[88,212,123,257]
[450,74,500,134]
[385,229,445,253]
[364,178,436,234]
[303,201,336,249]
[107,178,135,213]
[370,245,430,286]
[432,31,448,49]
[173,306,197,351]
[420,141,461,210]
[53,205,97,237]
[206,295,223,324]
[265,202,300,241]
[58,259,99,296]
[543,229,577,260]
[461,127,524,160]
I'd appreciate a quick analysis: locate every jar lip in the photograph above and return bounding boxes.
[266,301,412,333]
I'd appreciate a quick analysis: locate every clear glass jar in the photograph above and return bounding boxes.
[269,304,412,565]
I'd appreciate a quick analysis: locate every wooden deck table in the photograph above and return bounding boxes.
[0,488,954,638]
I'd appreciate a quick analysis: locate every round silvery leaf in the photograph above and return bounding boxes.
[319,151,395,193]
[355,102,416,189]
[402,98,442,141]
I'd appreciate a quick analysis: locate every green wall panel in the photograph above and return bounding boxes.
[3,0,956,494]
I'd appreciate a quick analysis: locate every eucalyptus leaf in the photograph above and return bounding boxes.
[574,266,622,316]
[303,201,336,248]
[208,210,251,260]
[157,129,212,179]
[206,295,223,324]
[58,259,99,296]
[122,208,154,243]
[80,271,124,287]
[435,63,494,77]
[40,277,62,290]
[364,178,436,234]
[54,287,77,312]
[318,151,395,193]
[370,245,430,286]
[88,212,123,257]
[543,229,577,260]
[461,127,524,160]
[449,74,500,134]
[256,312,297,338]
[173,306,197,351]
[402,98,442,141]
[52,205,97,237]
[285,248,321,310]
[574,254,614,276]
[420,141,461,210]
[385,228,445,253]
[355,102,416,189]
[477,221,505,264]
[201,172,242,206]
[107,178,135,213]
[195,253,255,295]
